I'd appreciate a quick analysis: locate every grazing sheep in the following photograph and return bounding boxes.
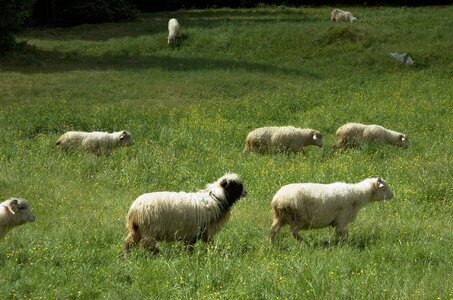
[331,8,357,23]
[123,173,247,255]
[1,198,36,239]
[243,126,323,153]
[56,130,133,154]
[335,123,409,149]
[270,178,393,244]
[168,18,181,46]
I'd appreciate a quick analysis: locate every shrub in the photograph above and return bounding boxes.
[316,26,374,48]
[0,0,36,53]
[32,0,138,26]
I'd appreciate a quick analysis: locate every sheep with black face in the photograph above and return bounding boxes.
[123,173,247,255]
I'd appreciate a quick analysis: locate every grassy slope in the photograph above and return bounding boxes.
[0,5,452,299]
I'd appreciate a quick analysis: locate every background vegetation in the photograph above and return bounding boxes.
[0,5,452,299]
[0,0,36,51]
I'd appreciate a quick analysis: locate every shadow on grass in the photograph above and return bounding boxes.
[21,9,322,42]
[0,44,315,78]
[272,233,380,251]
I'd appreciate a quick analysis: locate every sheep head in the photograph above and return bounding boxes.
[311,131,323,147]
[119,131,134,146]
[399,134,409,148]
[371,178,393,201]
[2,198,36,225]
[219,173,247,204]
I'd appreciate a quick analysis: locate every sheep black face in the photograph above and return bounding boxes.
[119,131,134,146]
[220,175,247,205]
[399,134,409,148]
[312,131,323,147]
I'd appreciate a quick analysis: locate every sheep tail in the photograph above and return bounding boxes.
[127,220,141,243]
[123,214,141,255]
[243,139,252,153]
[272,203,281,219]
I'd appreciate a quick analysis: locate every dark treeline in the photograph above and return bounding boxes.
[132,0,452,12]
[32,0,452,26]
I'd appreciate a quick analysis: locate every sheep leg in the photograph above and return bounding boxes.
[335,225,349,242]
[123,233,136,255]
[139,237,160,255]
[184,239,197,253]
[290,224,304,242]
[269,219,283,244]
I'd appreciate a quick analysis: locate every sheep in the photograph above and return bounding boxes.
[243,126,323,154]
[1,198,36,239]
[56,130,133,154]
[331,8,357,23]
[270,177,393,244]
[168,18,181,46]
[335,123,409,149]
[123,173,247,255]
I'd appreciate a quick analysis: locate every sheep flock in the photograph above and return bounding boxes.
[4,11,417,257]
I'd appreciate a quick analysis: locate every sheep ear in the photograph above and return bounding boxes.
[5,199,18,214]
[220,178,228,188]
[375,178,385,189]
[119,131,126,140]
[373,179,380,189]
[400,135,405,142]
[313,134,318,140]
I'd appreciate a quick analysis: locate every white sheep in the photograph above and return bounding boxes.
[335,123,409,149]
[1,198,36,239]
[168,18,181,46]
[56,130,133,154]
[270,178,393,244]
[123,173,247,255]
[243,126,323,153]
[331,8,357,23]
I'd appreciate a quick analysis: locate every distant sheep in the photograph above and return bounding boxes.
[123,173,247,255]
[56,130,133,154]
[243,126,323,153]
[168,18,181,46]
[1,198,36,239]
[335,123,409,149]
[331,8,357,23]
[270,177,393,244]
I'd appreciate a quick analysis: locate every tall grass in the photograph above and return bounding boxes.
[0,5,452,299]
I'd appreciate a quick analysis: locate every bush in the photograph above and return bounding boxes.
[316,26,374,48]
[0,0,36,52]
[32,0,138,26]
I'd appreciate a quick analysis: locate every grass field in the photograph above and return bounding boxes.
[1,5,452,299]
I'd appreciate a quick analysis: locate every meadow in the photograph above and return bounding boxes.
[0,5,452,299]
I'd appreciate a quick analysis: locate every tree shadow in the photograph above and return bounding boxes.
[21,9,323,42]
[0,44,317,78]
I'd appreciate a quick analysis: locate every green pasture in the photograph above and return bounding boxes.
[0,5,452,299]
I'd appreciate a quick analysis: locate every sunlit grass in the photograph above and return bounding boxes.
[0,5,452,299]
